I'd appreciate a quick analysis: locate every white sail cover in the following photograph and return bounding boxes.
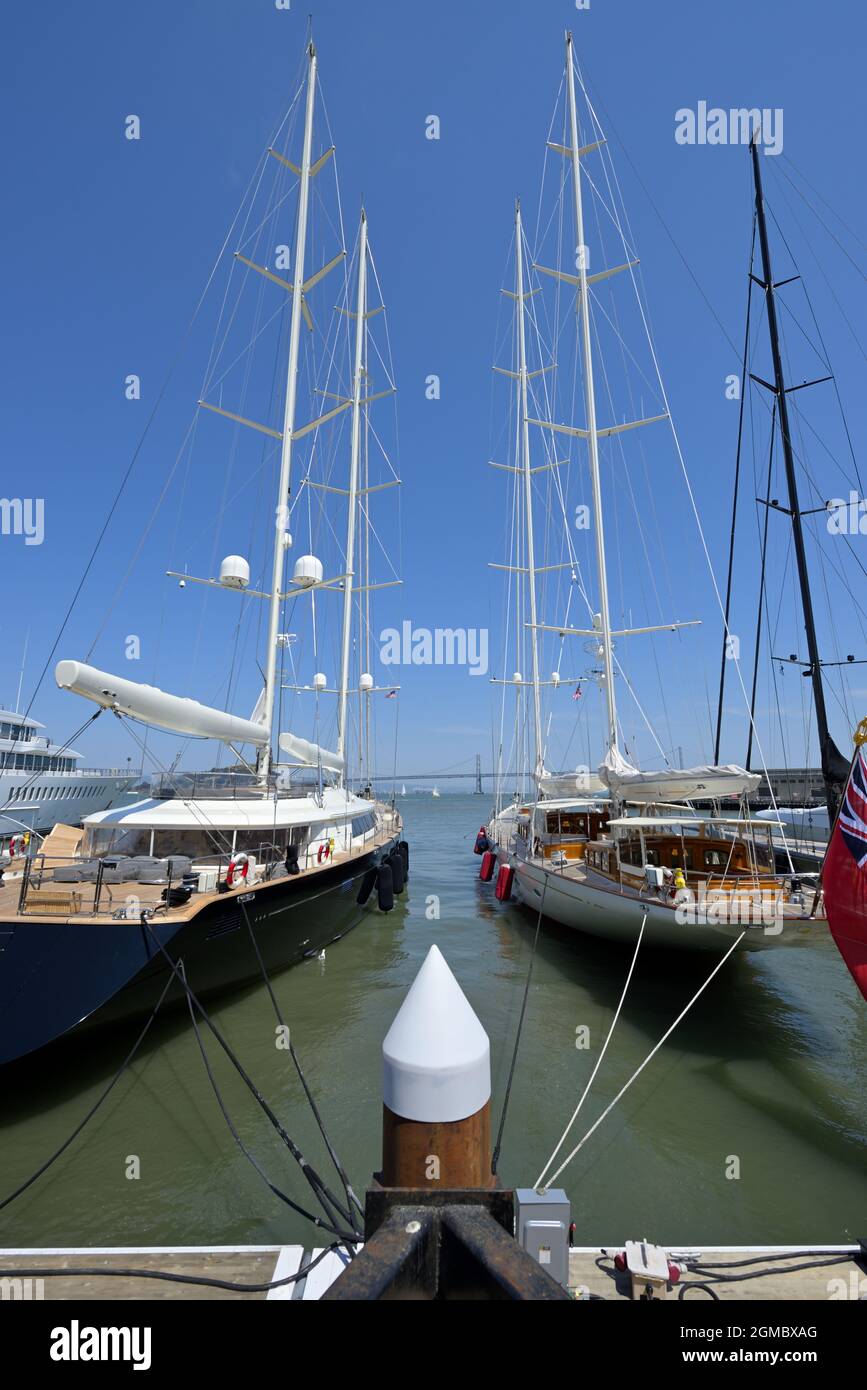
[279,731,345,776]
[56,660,269,746]
[537,770,606,797]
[599,744,760,803]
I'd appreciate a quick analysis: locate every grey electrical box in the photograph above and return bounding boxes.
[515,1188,571,1289]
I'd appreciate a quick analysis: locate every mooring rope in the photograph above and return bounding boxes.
[140,917,359,1243]
[491,875,547,1176]
[535,911,646,1190]
[0,970,176,1215]
[178,962,358,1244]
[538,931,746,1193]
[238,899,364,1230]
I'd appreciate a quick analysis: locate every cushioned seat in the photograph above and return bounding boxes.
[138,856,193,884]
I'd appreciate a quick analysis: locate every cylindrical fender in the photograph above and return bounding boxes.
[479,850,497,883]
[377,860,394,913]
[389,849,406,894]
[495,864,515,902]
[357,867,378,906]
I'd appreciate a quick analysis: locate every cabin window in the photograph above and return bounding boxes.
[547,812,589,836]
[704,849,729,868]
[84,827,154,858]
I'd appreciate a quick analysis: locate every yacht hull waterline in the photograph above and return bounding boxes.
[491,848,813,952]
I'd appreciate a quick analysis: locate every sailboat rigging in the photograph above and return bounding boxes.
[478,32,842,952]
[0,41,408,1066]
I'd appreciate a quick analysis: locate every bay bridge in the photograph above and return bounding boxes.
[363,759,827,808]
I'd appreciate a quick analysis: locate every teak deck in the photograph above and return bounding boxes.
[0,830,395,927]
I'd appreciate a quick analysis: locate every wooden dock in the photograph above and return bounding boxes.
[0,1245,861,1300]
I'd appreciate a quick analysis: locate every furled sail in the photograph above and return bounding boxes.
[599,744,760,803]
[279,731,345,776]
[537,770,607,798]
[55,660,270,746]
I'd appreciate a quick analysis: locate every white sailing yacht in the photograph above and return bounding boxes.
[480,34,820,952]
[0,41,407,1064]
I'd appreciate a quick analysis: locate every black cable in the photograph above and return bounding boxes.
[491,878,546,1176]
[139,916,357,1242]
[691,1256,855,1273]
[238,900,364,1230]
[0,1243,342,1294]
[0,970,176,1213]
[178,962,357,1243]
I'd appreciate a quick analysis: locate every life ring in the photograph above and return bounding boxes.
[9,834,26,858]
[226,854,249,888]
[317,841,332,864]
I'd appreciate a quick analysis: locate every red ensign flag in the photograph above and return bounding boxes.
[823,739,867,1002]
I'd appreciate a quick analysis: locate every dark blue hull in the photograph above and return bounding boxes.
[0,843,394,1066]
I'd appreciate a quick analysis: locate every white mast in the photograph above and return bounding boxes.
[337,207,368,775]
[259,41,318,785]
[565,31,618,752]
[515,200,544,779]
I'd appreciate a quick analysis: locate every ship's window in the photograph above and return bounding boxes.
[704,849,728,867]
[351,812,376,837]
[233,829,292,859]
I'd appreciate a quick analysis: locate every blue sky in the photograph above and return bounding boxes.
[2,0,865,784]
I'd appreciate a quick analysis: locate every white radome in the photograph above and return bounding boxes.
[359,673,374,691]
[219,555,250,589]
[293,554,323,588]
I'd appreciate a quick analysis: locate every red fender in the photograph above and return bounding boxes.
[479,850,497,883]
[495,864,515,902]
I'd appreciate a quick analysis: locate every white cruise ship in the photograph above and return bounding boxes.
[0,707,134,851]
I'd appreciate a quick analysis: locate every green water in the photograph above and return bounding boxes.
[1,794,864,1249]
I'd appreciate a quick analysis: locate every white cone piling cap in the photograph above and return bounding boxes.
[382,945,491,1123]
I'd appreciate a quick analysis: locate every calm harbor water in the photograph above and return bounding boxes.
[1,793,865,1250]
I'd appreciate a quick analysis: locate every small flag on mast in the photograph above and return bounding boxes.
[572,684,582,701]
[385,689,397,700]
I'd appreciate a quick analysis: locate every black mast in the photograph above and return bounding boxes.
[750,134,848,822]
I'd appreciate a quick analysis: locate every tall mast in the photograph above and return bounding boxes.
[750,135,845,822]
[565,31,618,752]
[259,41,318,785]
[337,207,368,776]
[515,200,544,778]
